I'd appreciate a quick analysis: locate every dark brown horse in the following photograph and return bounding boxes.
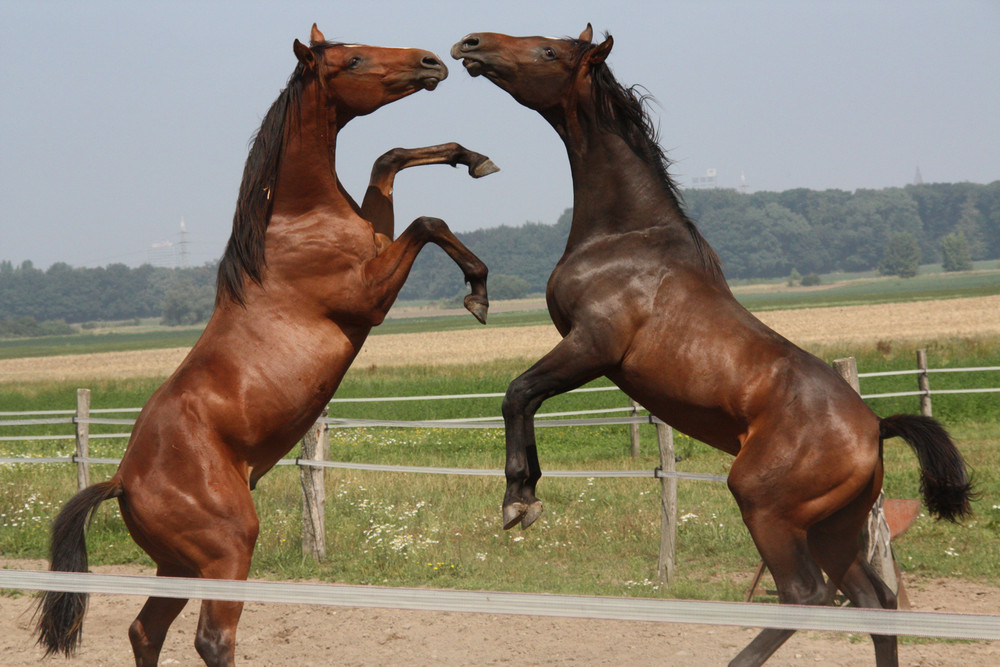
[452,26,973,667]
[35,25,493,666]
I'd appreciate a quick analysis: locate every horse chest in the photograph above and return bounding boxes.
[547,243,659,327]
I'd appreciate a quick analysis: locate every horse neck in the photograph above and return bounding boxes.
[272,84,347,216]
[559,120,691,250]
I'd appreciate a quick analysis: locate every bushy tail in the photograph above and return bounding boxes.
[34,479,123,657]
[880,414,975,522]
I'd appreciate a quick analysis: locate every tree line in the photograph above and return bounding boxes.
[400,181,999,300]
[1,181,997,336]
[0,260,217,336]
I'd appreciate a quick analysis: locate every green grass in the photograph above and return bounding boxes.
[735,268,1000,312]
[1,339,998,602]
[0,327,204,360]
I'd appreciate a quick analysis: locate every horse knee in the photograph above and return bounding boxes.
[372,147,407,174]
[502,379,533,419]
[414,215,447,236]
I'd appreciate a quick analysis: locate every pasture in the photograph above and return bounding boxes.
[1,337,998,592]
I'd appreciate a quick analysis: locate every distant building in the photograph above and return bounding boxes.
[690,168,718,190]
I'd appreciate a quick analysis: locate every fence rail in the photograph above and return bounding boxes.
[2,569,998,641]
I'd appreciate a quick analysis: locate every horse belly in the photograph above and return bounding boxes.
[609,370,744,455]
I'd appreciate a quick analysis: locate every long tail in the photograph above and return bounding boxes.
[34,478,124,657]
[880,414,975,522]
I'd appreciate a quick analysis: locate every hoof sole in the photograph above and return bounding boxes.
[520,501,543,529]
[471,159,500,178]
[464,295,488,324]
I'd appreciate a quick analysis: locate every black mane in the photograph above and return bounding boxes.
[584,42,725,280]
[216,42,340,306]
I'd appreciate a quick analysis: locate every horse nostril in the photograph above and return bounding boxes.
[462,35,480,50]
[422,55,442,69]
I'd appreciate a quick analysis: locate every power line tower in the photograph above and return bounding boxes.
[913,166,924,185]
[178,217,190,268]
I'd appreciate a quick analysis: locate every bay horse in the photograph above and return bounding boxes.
[36,24,493,666]
[452,26,973,666]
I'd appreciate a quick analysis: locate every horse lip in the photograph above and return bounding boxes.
[461,59,484,77]
[419,63,448,90]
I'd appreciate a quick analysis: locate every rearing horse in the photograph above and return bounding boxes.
[453,26,973,667]
[36,25,493,666]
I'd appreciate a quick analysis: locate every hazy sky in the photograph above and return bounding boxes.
[2,1,998,270]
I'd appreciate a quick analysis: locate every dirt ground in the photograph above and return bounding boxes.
[2,559,999,666]
[1,295,998,384]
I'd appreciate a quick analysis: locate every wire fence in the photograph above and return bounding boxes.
[1,360,998,474]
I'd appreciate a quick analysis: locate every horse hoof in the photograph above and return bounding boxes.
[464,295,488,324]
[520,501,543,529]
[503,503,526,530]
[470,158,500,178]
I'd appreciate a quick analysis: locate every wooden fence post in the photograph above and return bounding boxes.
[75,388,90,491]
[655,419,676,583]
[300,409,329,561]
[917,348,932,417]
[629,399,641,458]
[833,357,898,595]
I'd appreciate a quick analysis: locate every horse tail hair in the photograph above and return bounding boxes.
[34,478,124,657]
[880,414,975,522]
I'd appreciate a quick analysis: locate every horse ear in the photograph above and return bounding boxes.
[310,23,326,45]
[293,39,317,70]
[588,34,613,66]
[578,23,593,43]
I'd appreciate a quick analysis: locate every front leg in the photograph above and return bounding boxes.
[362,216,488,324]
[361,143,499,237]
[502,330,614,529]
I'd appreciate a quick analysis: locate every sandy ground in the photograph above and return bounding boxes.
[2,560,999,666]
[1,295,998,384]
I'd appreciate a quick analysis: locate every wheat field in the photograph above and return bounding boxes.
[0,295,997,383]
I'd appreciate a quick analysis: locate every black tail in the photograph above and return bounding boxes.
[880,414,975,522]
[34,479,124,657]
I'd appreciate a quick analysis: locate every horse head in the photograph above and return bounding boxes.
[450,25,612,120]
[296,24,448,125]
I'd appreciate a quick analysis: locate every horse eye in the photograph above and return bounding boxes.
[347,56,362,69]
[542,47,556,60]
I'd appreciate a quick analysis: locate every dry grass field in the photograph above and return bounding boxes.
[0,294,997,384]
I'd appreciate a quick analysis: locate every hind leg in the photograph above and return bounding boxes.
[121,470,259,667]
[727,449,837,667]
[811,515,899,666]
[190,493,259,667]
[191,545,257,667]
[728,515,831,667]
[128,564,192,666]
